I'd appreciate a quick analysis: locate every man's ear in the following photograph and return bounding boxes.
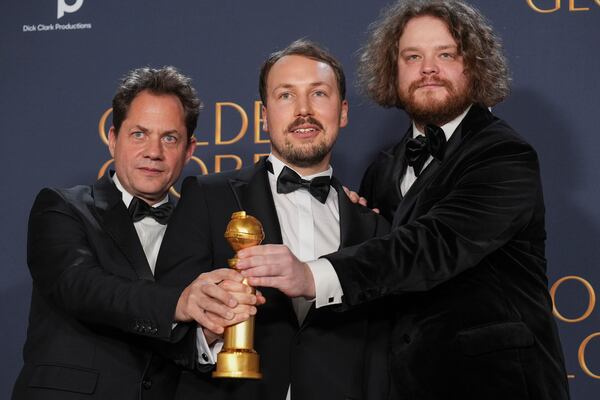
[185,136,197,163]
[108,127,117,157]
[339,100,349,128]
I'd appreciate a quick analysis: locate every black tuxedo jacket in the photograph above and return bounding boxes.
[324,105,570,400]
[13,174,200,400]
[163,158,391,400]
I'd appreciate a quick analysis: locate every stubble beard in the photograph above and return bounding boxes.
[271,135,332,168]
[399,78,471,127]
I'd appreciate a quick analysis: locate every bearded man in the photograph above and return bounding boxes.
[236,1,570,399]
[165,39,389,400]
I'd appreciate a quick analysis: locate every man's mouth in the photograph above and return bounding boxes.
[287,117,324,136]
[290,125,320,135]
[417,81,446,89]
[138,167,164,175]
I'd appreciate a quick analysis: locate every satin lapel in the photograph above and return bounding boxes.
[228,158,283,246]
[152,197,176,277]
[391,105,493,226]
[229,159,296,326]
[391,128,412,203]
[92,174,154,281]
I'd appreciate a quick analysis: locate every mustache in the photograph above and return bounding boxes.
[409,77,453,93]
[287,116,324,132]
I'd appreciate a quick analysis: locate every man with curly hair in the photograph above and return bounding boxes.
[236,1,570,398]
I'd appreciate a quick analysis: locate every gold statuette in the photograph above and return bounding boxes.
[212,211,264,379]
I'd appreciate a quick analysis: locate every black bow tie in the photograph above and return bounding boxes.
[275,165,331,204]
[128,197,173,225]
[405,124,447,176]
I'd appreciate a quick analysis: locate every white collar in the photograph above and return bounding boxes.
[412,104,472,141]
[112,173,169,208]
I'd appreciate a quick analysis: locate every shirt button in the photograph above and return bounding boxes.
[201,353,209,362]
[142,378,152,390]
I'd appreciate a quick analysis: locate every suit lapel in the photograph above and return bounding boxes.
[229,159,296,326]
[333,177,378,248]
[392,105,495,226]
[227,158,283,245]
[153,197,176,277]
[92,173,154,281]
[392,125,461,226]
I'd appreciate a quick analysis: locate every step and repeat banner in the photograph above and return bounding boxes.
[1,0,599,398]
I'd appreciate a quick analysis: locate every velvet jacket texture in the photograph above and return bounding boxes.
[163,158,391,400]
[324,105,570,400]
[13,174,201,400]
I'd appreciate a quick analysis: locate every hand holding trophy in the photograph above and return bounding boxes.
[212,211,264,379]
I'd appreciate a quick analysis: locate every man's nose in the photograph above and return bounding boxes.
[295,94,314,116]
[144,136,164,159]
[420,56,439,75]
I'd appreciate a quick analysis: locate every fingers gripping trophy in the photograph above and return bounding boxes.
[213,211,264,379]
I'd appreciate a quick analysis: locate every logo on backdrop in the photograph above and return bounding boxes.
[58,0,84,19]
[22,0,91,33]
[551,275,600,381]
[527,0,600,13]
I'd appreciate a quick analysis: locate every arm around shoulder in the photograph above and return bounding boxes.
[326,136,543,306]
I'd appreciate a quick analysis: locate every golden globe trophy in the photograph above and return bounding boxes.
[212,211,264,379]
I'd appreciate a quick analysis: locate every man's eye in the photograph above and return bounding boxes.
[163,135,178,144]
[440,52,455,59]
[313,90,327,97]
[132,131,145,139]
[405,54,420,61]
[278,92,292,100]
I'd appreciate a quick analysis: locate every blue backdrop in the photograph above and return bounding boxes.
[1,0,599,398]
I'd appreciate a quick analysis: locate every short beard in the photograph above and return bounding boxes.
[272,138,331,168]
[271,116,334,168]
[399,78,471,127]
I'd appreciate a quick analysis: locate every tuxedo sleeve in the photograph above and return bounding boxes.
[324,135,543,307]
[27,188,185,342]
[156,175,222,374]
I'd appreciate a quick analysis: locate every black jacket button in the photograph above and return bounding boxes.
[142,378,152,390]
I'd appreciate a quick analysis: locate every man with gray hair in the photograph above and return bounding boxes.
[237,1,570,398]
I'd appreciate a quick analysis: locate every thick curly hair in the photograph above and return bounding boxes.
[357,0,510,108]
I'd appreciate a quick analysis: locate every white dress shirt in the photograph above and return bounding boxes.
[267,154,342,325]
[267,154,342,400]
[113,174,168,275]
[310,106,472,309]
